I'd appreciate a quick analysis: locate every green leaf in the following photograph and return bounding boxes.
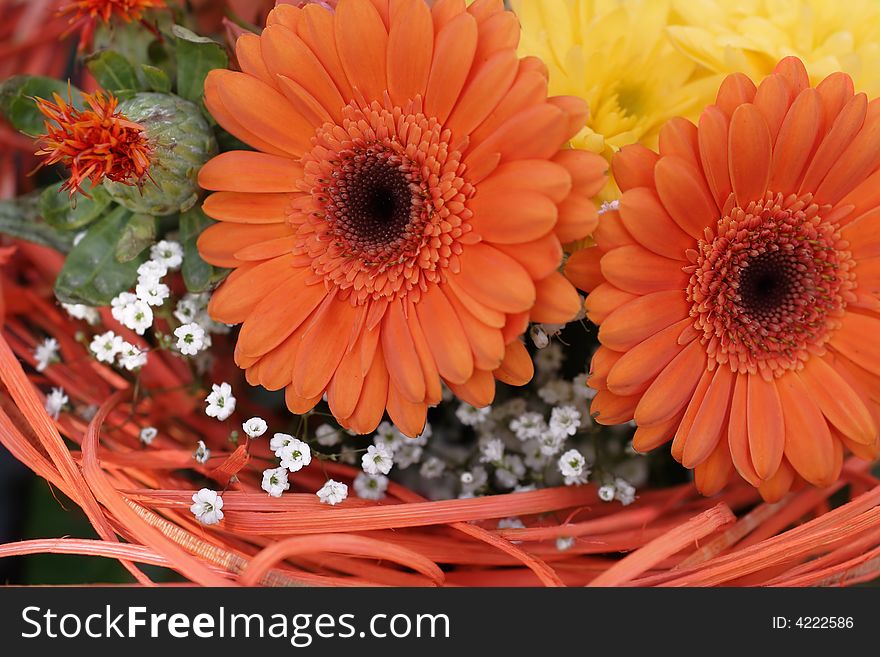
[141,65,171,93]
[172,25,228,106]
[179,206,218,293]
[85,51,141,94]
[115,213,157,262]
[0,190,76,252]
[54,206,147,305]
[39,181,113,232]
[0,76,82,136]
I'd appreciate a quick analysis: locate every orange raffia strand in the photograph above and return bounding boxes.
[34,90,152,198]
[1,248,879,586]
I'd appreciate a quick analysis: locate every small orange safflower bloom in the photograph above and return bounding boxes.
[60,0,166,50]
[567,57,880,501]
[198,0,607,437]
[35,90,152,198]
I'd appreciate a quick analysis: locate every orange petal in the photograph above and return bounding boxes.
[659,117,701,169]
[327,334,366,420]
[387,0,433,106]
[829,311,880,376]
[424,11,477,123]
[777,373,837,487]
[757,459,795,502]
[612,144,658,192]
[591,389,640,425]
[618,187,692,259]
[600,245,689,295]
[554,193,599,243]
[444,287,505,371]
[531,272,581,324]
[681,365,734,468]
[415,284,473,384]
[634,339,706,425]
[599,289,689,351]
[654,155,719,239]
[235,33,278,90]
[632,411,683,453]
[480,160,571,204]
[386,383,428,438]
[468,189,558,243]
[768,88,822,194]
[284,386,321,415]
[381,300,426,403]
[753,74,789,143]
[444,276,506,328]
[254,320,309,391]
[671,368,714,462]
[553,149,608,197]
[799,355,877,445]
[454,242,535,313]
[592,210,634,251]
[208,254,296,324]
[202,192,291,224]
[447,49,518,139]
[694,436,734,496]
[606,318,691,396]
[406,300,443,405]
[773,57,809,95]
[814,107,880,206]
[728,104,771,207]
[588,345,622,391]
[584,282,637,325]
[298,3,354,101]
[237,271,324,358]
[564,246,604,292]
[493,339,533,386]
[341,342,389,434]
[715,72,757,118]
[335,0,388,103]
[447,368,495,407]
[746,374,785,480]
[292,296,359,398]
[727,373,761,487]
[197,222,293,268]
[494,232,563,280]
[799,93,867,196]
[816,71,855,131]
[199,151,303,193]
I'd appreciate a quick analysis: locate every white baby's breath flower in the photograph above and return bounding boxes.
[242,417,268,439]
[111,292,137,322]
[353,472,388,500]
[598,484,616,502]
[44,387,68,420]
[190,488,223,525]
[315,423,341,447]
[558,448,590,486]
[599,199,620,214]
[497,517,525,532]
[194,439,210,464]
[460,466,488,496]
[174,322,206,356]
[538,380,574,406]
[455,403,491,427]
[614,478,636,506]
[204,382,236,421]
[549,405,581,438]
[495,454,526,489]
[139,426,157,445]
[572,372,597,401]
[393,442,423,469]
[261,467,290,498]
[278,438,312,472]
[556,536,575,552]
[373,421,402,452]
[61,303,99,325]
[316,479,348,505]
[537,429,566,456]
[173,293,208,324]
[89,331,124,363]
[136,259,167,283]
[361,443,394,476]
[534,342,564,375]
[419,456,445,479]
[117,342,147,371]
[270,432,294,453]
[479,438,505,464]
[510,412,546,441]
[34,337,59,372]
[150,240,183,270]
[135,279,170,307]
[120,299,153,335]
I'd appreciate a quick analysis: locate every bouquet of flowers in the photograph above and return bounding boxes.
[0,0,878,587]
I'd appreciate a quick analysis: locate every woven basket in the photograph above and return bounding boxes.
[1,244,878,587]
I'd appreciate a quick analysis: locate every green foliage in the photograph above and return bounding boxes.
[115,213,158,262]
[172,25,228,107]
[0,75,82,136]
[0,191,76,252]
[39,181,113,232]
[180,206,225,293]
[54,206,148,305]
[85,50,141,96]
[141,65,172,93]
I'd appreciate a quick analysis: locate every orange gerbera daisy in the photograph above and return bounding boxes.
[35,90,152,197]
[61,0,166,51]
[198,0,606,437]
[567,57,880,501]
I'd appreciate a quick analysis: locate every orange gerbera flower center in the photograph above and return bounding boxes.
[686,192,856,377]
[35,91,152,198]
[297,97,474,305]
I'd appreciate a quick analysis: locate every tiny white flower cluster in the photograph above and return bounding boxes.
[62,303,100,325]
[204,382,236,421]
[190,488,224,525]
[88,329,149,372]
[139,426,157,445]
[44,387,68,420]
[33,337,60,372]
[597,477,637,505]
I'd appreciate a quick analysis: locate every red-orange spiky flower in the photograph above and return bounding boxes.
[60,0,166,51]
[35,90,152,198]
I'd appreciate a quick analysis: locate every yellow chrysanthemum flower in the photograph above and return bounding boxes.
[512,0,719,162]
[668,0,880,96]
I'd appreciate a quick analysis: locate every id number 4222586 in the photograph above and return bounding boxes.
[772,617,854,629]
